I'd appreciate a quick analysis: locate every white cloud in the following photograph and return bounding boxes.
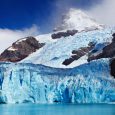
[0,25,39,54]
[87,0,115,26]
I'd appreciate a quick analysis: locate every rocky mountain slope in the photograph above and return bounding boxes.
[0,37,44,62]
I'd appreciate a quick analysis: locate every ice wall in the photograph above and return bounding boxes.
[0,59,115,104]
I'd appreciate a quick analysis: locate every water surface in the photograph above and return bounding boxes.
[0,104,115,115]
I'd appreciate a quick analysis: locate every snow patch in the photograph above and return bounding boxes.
[8,47,17,51]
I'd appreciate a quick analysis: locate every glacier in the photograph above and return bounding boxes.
[0,9,115,105]
[22,27,115,68]
[0,59,115,104]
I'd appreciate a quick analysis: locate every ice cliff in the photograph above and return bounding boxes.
[0,59,115,104]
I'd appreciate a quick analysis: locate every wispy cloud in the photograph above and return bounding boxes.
[87,0,115,25]
[0,25,39,54]
[50,0,103,30]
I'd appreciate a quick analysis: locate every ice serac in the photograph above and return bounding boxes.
[0,59,115,104]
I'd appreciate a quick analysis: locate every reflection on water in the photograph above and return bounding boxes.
[0,104,115,115]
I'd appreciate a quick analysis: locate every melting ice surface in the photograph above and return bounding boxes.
[0,59,115,104]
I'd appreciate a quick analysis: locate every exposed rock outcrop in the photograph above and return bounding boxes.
[0,36,45,62]
[88,33,115,62]
[51,30,78,39]
[63,42,95,66]
[110,58,115,77]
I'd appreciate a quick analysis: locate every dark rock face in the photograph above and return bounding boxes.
[0,36,45,62]
[63,42,95,66]
[110,58,115,77]
[88,33,115,62]
[51,30,78,39]
[112,33,115,40]
[62,57,74,66]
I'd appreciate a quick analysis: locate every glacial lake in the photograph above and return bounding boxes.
[0,104,115,115]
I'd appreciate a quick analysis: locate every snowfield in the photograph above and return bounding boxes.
[22,27,114,68]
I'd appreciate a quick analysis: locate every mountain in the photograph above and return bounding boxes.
[0,9,115,104]
[54,8,103,31]
[0,9,104,67]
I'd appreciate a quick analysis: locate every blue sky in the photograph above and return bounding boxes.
[0,0,101,33]
[0,0,115,54]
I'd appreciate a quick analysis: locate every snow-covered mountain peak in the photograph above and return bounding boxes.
[54,8,102,31]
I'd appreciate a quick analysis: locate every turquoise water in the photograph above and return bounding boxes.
[0,104,115,115]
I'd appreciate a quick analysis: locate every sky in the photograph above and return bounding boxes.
[0,0,102,33]
[0,0,115,53]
